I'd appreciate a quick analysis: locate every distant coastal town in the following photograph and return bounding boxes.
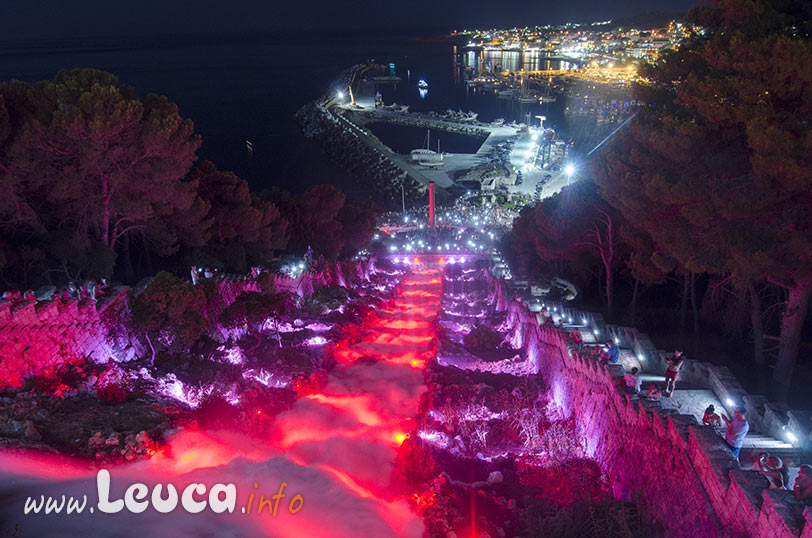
[296,18,690,210]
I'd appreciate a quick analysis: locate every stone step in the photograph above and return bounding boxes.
[742,435,794,450]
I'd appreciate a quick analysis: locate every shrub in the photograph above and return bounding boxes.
[463,323,503,352]
[519,495,657,538]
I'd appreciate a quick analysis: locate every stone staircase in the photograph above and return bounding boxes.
[519,292,812,537]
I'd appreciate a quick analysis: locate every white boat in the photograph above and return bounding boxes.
[411,130,444,167]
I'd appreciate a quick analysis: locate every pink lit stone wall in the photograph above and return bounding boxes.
[0,260,374,390]
[0,290,128,388]
[499,296,812,538]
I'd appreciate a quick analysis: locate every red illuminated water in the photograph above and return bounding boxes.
[0,267,443,538]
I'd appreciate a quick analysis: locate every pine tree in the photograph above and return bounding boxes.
[596,0,812,400]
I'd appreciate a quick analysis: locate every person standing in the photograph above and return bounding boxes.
[569,329,584,352]
[664,349,685,396]
[722,406,749,461]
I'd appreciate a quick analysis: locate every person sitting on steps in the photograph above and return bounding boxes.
[795,465,812,505]
[702,404,721,427]
[623,367,642,395]
[603,340,620,365]
[645,384,662,402]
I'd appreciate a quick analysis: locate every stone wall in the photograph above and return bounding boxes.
[532,297,807,453]
[0,259,374,389]
[499,293,812,538]
[0,289,127,388]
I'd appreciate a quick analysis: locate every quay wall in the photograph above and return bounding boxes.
[295,101,423,208]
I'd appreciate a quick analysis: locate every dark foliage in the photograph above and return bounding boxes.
[463,323,504,352]
[129,271,211,359]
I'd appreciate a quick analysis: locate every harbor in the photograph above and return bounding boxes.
[298,65,580,208]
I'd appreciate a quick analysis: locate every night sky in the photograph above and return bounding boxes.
[1,0,698,40]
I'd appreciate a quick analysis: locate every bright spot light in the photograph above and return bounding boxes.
[787,431,798,443]
[564,164,575,176]
[337,91,345,99]
[726,398,735,407]
[638,354,645,361]
[394,433,408,445]
[614,337,619,344]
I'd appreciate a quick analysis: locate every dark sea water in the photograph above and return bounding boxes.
[365,122,488,155]
[0,31,609,199]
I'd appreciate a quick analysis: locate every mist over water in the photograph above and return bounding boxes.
[0,268,444,537]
